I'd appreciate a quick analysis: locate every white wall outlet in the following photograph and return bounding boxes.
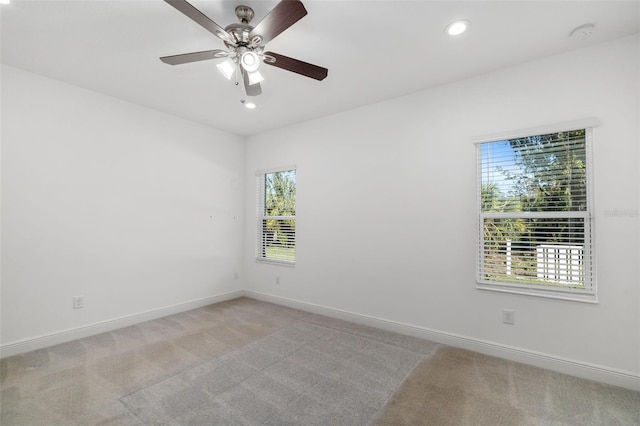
[275,276,280,285]
[73,296,84,310]
[502,309,515,325]
[234,272,239,280]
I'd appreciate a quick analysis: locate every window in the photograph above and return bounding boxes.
[257,167,296,264]
[477,125,595,302]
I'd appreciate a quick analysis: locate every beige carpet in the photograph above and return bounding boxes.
[1,297,438,425]
[119,319,432,425]
[373,346,640,425]
[1,298,305,425]
[2,297,639,425]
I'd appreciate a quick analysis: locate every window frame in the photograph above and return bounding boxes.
[256,166,296,266]
[474,119,598,303]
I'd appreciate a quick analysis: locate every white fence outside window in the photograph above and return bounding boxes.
[535,245,584,284]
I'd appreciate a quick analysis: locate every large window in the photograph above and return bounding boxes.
[477,126,595,301]
[257,168,296,264]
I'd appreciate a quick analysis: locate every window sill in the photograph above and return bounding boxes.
[256,258,295,267]
[476,281,597,303]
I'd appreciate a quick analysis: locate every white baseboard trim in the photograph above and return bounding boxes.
[244,290,640,392]
[0,290,244,358]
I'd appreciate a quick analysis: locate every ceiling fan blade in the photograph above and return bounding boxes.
[243,72,262,96]
[263,51,328,81]
[249,0,307,45]
[160,49,228,65]
[165,0,234,45]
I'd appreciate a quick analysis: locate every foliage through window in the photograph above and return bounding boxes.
[257,168,296,263]
[477,128,594,300]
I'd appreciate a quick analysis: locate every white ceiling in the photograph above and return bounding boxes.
[2,1,638,136]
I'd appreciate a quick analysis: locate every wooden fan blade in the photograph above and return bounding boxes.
[249,0,307,45]
[165,0,234,44]
[264,51,328,81]
[160,49,228,65]
[243,72,262,97]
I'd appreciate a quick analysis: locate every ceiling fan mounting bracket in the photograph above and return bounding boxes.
[235,5,255,25]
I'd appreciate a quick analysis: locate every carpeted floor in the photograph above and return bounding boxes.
[1,297,639,425]
[373,346,640,425]
[120,319,434,425]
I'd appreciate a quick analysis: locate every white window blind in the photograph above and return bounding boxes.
[477,128,595,301]
[256,168,296,264]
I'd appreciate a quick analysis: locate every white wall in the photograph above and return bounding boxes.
[244,35,640,380]
[1,65,244,350]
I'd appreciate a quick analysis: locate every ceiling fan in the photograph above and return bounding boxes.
[160,0,328,97]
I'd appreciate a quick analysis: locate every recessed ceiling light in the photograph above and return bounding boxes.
[241,99,257,109]
[446,20,470,36]
[0,0,11,5]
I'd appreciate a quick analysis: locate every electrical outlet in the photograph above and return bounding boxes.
[502,309,515,325]
[234,272,239,280]
[275,276,280,285]
[73,296,84,310]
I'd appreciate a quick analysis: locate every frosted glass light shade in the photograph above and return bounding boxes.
[240,51,260,72]
[247,70,264,85]
[216,58,236,80]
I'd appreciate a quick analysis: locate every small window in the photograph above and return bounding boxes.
[477,127,595,301]
[256,168,296,264]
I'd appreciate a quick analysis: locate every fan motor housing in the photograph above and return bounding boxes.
[224,23,253,47]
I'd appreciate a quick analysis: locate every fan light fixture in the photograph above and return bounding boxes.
[240,51,260,72]
[446,20,470,36]
[216,58,236,80]
[247,70,264,85]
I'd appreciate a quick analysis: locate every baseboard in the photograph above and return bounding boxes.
[244,290,640,392]
[0,290,244,358]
